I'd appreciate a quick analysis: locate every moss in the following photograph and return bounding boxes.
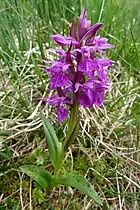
[0,171,19,195]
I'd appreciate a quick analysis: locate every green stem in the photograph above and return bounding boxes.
[64,99,79,150]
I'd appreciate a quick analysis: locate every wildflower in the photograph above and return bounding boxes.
[41,9,114,121]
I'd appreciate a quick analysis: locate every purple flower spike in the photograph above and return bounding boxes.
[41,9,114,121]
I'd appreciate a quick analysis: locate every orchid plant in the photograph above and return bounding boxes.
[20,9,114,206]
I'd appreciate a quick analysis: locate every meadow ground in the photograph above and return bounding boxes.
[0,0,140,209]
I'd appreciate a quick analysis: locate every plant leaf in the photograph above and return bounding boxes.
[0,142,12,160]
[41,112,63,171]
[0,151,11,159]
[20,165,53,189]
[57,173,102,205]
[4,142,12,159]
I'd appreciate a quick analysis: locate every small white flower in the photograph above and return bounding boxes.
[24,47,41,57]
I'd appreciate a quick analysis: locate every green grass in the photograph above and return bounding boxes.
[0,0,140,209]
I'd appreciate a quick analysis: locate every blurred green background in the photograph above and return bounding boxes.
[0,0,140,71]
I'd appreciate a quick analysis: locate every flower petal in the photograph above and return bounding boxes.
[46,61,70,73]
[95,58,113,81]
[40,97,48,102]
[98,68,108,82]
[78,89,96,107]
[51,34,79,46]
[87,36,114,54]
[48,95,61,105]
[78,9,91,40]
[50,72,70,89]
[96,37,114,49]
[95,57,113,66]
[70,18,78,40]
[75,82,82,92]
[57,106,68,121]
[95,91,104,106]
[83,23,103,41]
[78,58,97,73]
[56,48,65,56]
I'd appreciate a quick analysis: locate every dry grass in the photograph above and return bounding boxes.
[0,55,139,209]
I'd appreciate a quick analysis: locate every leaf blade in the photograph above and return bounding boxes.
[42,121,57,166]
[57,173,102,205]
[20,165,53,189]
[41,112,63,171]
